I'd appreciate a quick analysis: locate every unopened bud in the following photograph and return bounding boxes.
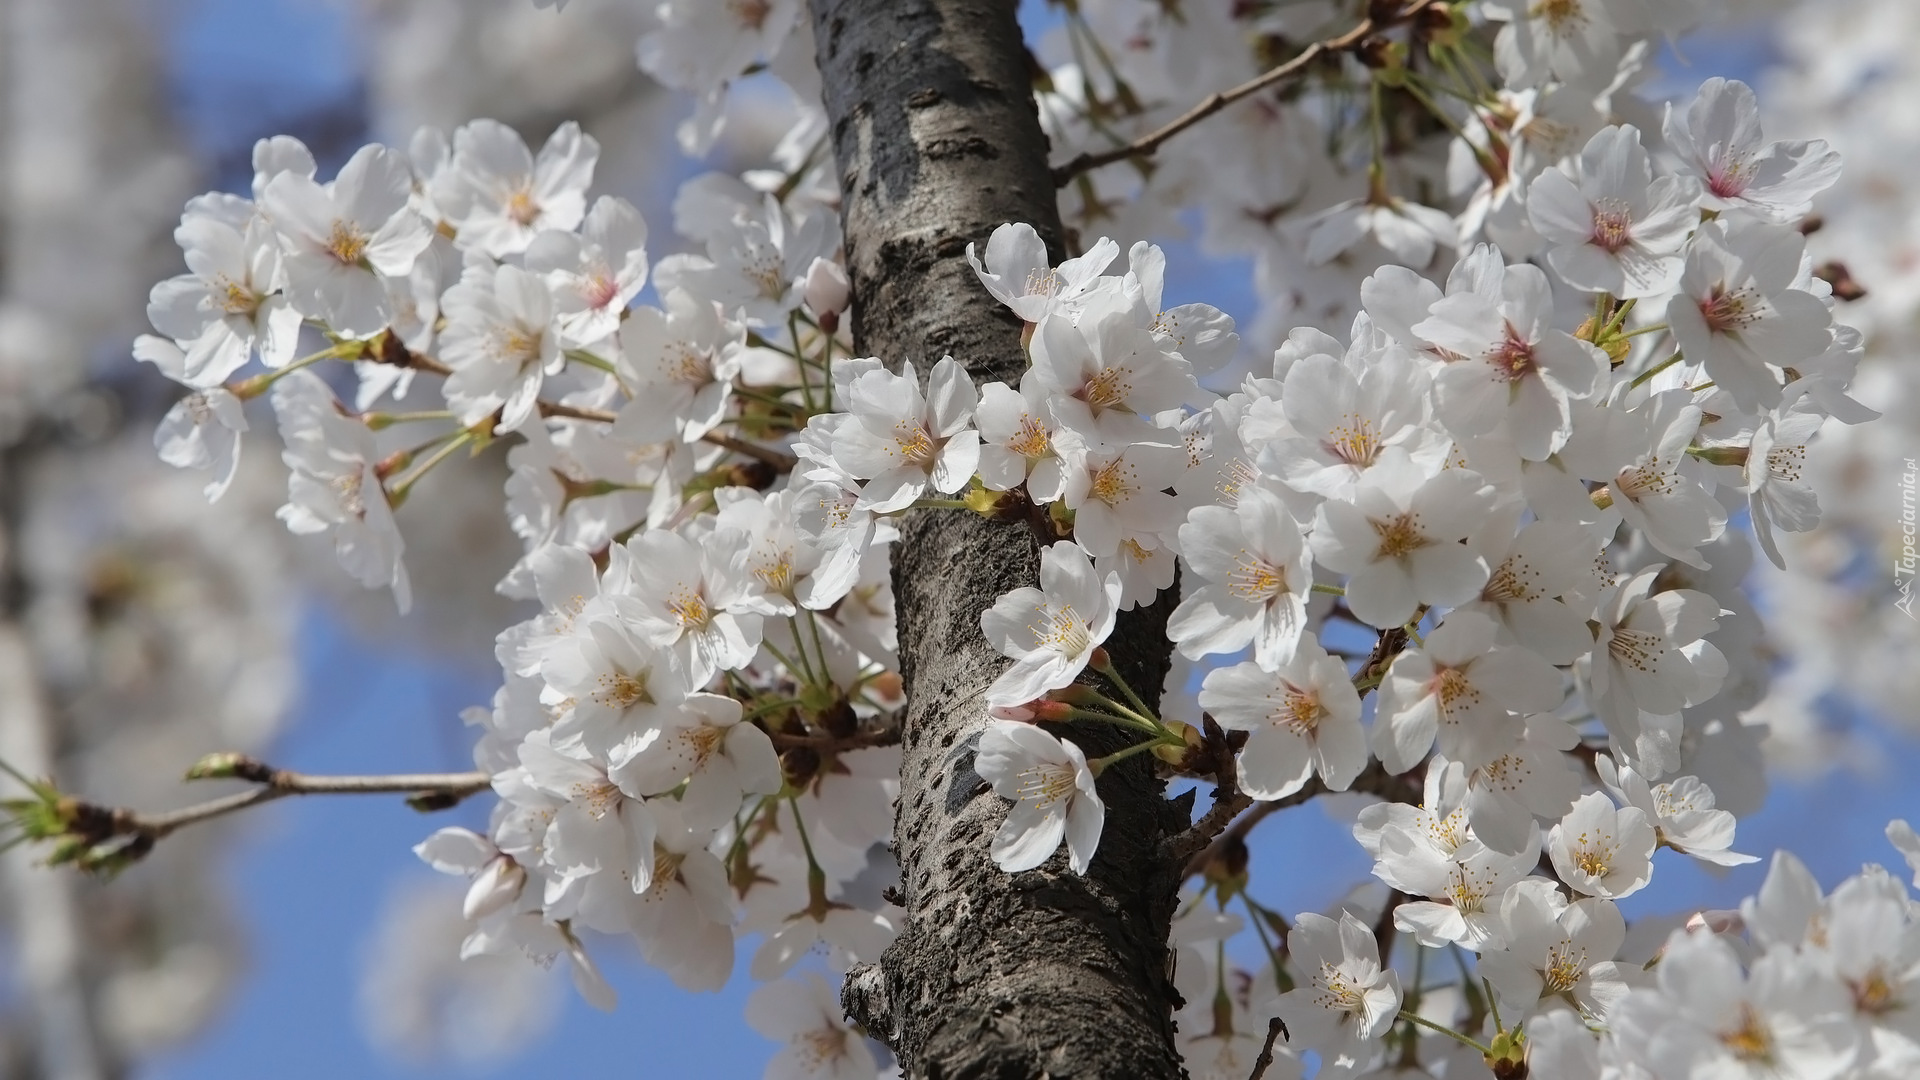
[1813,260,1867,302]
[1153,721,1202,767]
[869,671,904,703]
[184,753,274,783]
[818,698,859,739]
[803,257,851,320]
[1685,908,1744,935]
[463,856,527,920]
[781,746,821,789]
[374,448,414,480]
[1689,444,1750,468]
[1204,833,1250,900]
[964,486,1010,517]
[1485,1028,1528,1079]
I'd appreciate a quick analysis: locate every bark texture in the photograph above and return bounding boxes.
[809,2,1189,1076]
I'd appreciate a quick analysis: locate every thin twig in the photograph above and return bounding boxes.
[537,400,619,424]
[1052,17,1380,186]
[125,769,493,840]
[1162,787,1253,867]
[534,400,799,471]
[1248,1017,1289,1080]
[764,727,902,753]
[1158,715,1251,863]
[1179,762,1417,880]
[701,430,799,471]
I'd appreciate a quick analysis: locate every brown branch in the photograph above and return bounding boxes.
[27,757,493,872]
[537,400,618,424]
[1179,761,1418,881]
[765,727,902,753]
[120,767,493,839]
[1051,16,1382,186]
[1159,715,1250,865]
[1248,1017,1290,1080]
[701,429,799,471]
[534,400,799,472]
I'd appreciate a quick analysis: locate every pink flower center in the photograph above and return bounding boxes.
[1588,199,1634,254]
[1489,325,1536,382]
[1699,286,1756,334]
[1707,156,1754,200]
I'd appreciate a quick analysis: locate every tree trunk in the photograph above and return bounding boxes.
[808,2,1189,1076]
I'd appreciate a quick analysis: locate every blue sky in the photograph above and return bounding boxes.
[137,2,1915,1077]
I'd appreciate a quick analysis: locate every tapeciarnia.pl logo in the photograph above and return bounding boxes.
[1898,457,1918,620]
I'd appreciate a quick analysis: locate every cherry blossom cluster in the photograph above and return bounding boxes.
[118,0,1916,1077]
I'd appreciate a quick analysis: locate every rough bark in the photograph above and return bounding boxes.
[809,2,1189,1076]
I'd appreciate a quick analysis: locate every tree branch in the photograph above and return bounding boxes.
[1051,16,1381,186]
[1179,761,1418,880]
[700,429,799,471]
[125,768,494,838]
[1248,1016,1290,1080]
[533,400,799,472]
[10,758,492,873]
[1159,714,1250,865]
[536,400,618,424]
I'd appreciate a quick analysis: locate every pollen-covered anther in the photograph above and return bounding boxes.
[1369,512,1432,560]
[1588,197,1634,253]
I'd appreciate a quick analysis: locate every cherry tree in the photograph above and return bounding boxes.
[9,1,1920,1078]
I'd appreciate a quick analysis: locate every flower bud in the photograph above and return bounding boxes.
[463,855,527,920]
[803,257,850,319]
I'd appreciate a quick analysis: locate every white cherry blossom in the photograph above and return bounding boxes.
[1198,639,1365,801]
[1308,448,1495,629]
[974,718,1104,874]
[1527,125,1699,298]
[832,356,980,513]
[1168,486,1312,667]
[1373,611,1565,775]
[1547,791,1657,900]
[966,222,1118,324]
[979,541,1120,707]
[439,260,563,434]
[1664,77,1842,223]
[262,144,432,337]
[745,974,880,1080]
[433,119,598,257]
[1275,912,1401,1061]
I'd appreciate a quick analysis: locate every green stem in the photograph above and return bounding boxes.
[742,698,806,721]
[789,311,817,413]
[1628,349,1686,389]
[1619,321,1669,339]
[387,431,474,504]
[1600,297,1638,337]
[804,611,832,690]
[1397,1010,1493,1056]
[1087,736,1178,775]
[1311,582,1347,597]
[364,409,455,429]
[1242,893,1293,994]
[1062,705,1165,737]
[1076,685,1162,734]
[1091,656,1159,726]
[227,342,352,400]
[565,348,621,379]
[1484,976,1504,1034]
[761,638,818,692]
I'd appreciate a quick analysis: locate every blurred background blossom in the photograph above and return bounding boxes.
[0,0,1914,1077]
